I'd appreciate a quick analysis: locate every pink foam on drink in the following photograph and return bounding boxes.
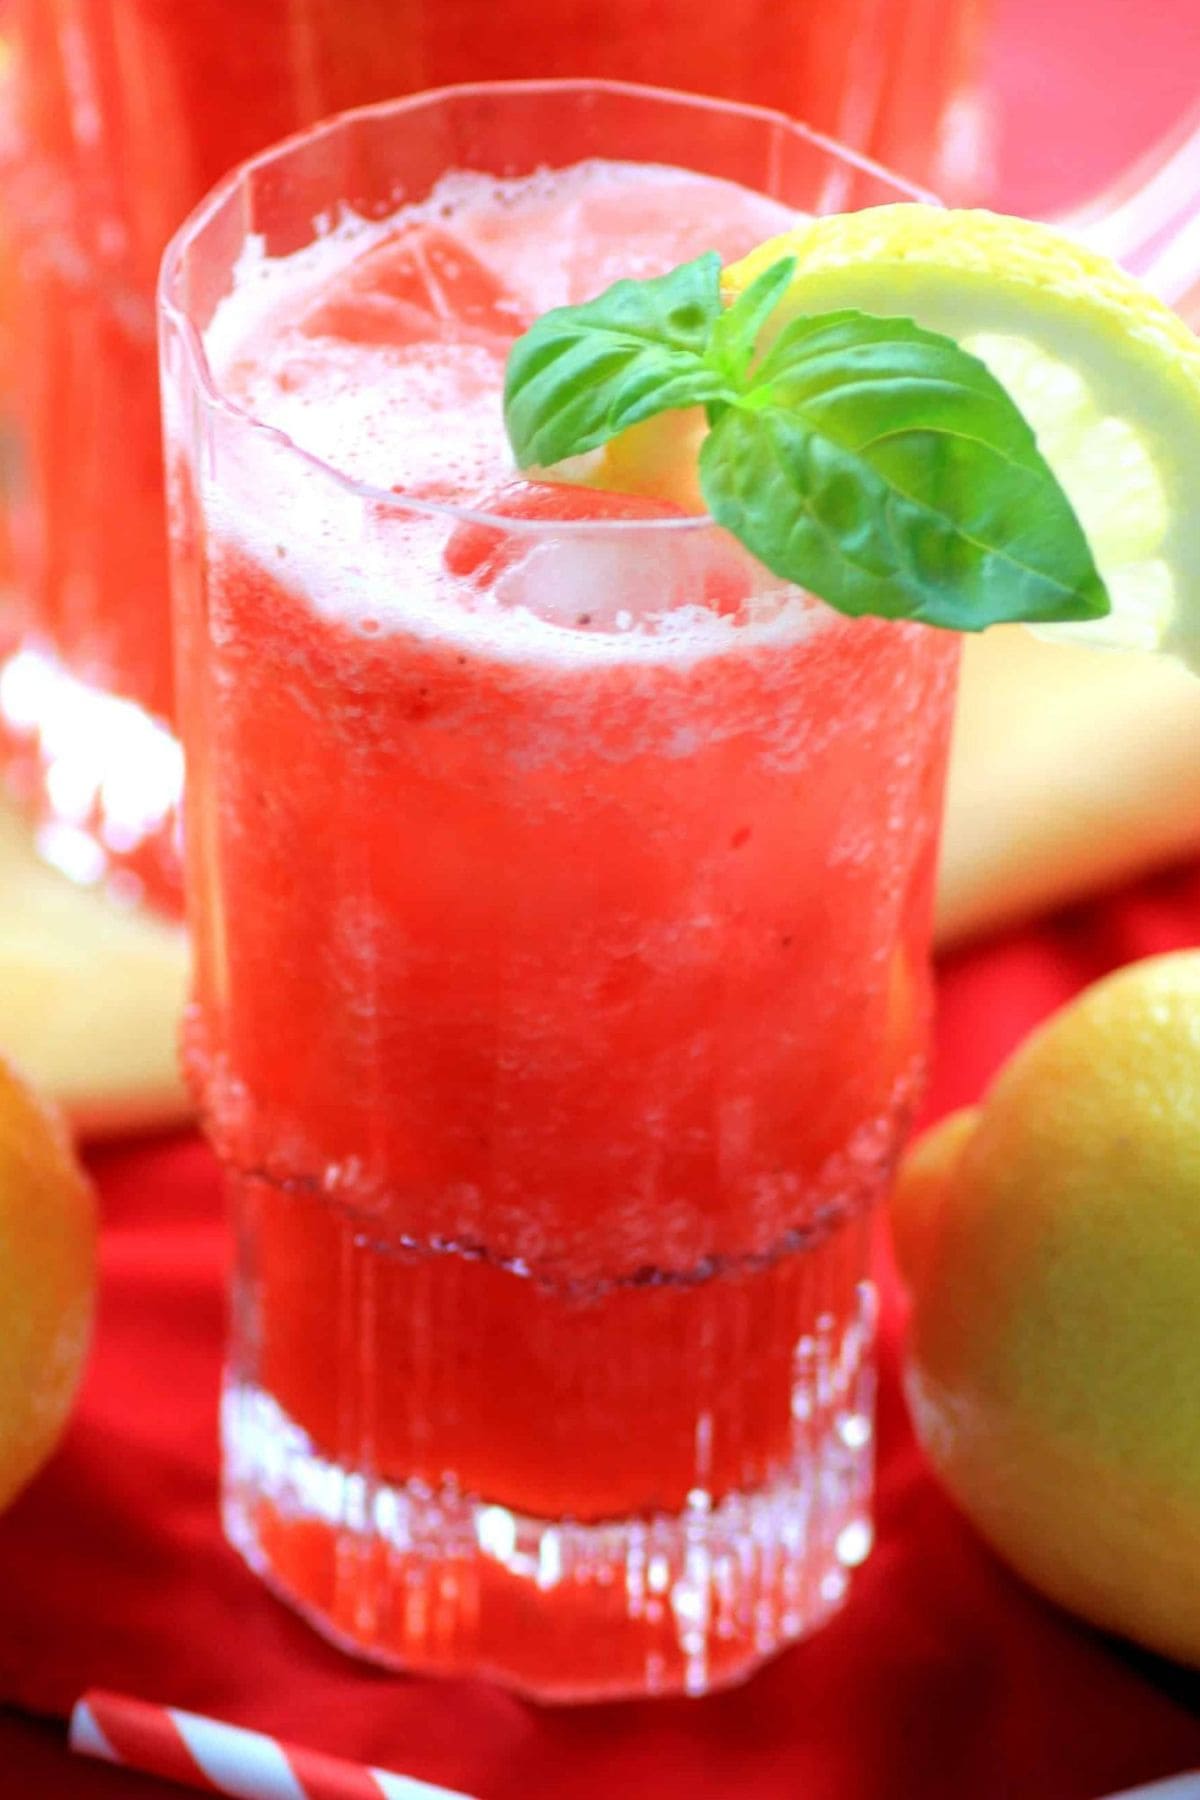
[209,160,796,524]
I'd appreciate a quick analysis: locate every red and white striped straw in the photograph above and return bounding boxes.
[1100,1781,1200,1800]
[69,1691,481,1800]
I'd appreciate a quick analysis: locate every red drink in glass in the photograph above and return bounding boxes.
[163,83,958,1700]
[0,1,983,912]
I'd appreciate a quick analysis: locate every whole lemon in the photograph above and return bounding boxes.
[895,951,1200,1666]
[0,1050,96,1510]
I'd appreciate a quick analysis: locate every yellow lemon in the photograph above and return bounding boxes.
[889,1104,977,1291]
[892,951,1200,1665]
[0,1050,96,1510]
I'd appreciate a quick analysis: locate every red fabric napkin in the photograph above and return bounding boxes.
[1,863,1198,1799]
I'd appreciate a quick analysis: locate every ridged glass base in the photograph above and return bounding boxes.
[221,1209,878,1701]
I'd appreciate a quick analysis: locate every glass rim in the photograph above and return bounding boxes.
[158,76,937,540]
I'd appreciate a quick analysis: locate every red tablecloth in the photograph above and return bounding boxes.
[1,864,1199,1799]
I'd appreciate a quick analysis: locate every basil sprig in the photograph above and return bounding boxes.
[503,251,1110,631]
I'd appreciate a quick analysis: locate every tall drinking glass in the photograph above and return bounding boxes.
[0,0,985,915]
[159,82,960,1701]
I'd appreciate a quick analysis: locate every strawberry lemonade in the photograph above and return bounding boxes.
[160,87,959,1699]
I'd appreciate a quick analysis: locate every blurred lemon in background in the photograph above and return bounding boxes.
[0,806,188,1136]
[0,1049,95,1511]
[894,951,1200,1667]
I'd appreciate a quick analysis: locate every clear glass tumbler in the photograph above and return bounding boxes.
[0,0,985,914]
[160,81,961,1701]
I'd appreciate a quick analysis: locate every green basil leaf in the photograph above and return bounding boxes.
[504,253,732,469]
[707,255,797,384]
[700,310,1110,629]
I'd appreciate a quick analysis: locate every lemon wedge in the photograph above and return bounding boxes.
[722,207,1200,672]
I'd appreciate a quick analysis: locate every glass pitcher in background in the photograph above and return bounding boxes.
[0,0,989,916]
